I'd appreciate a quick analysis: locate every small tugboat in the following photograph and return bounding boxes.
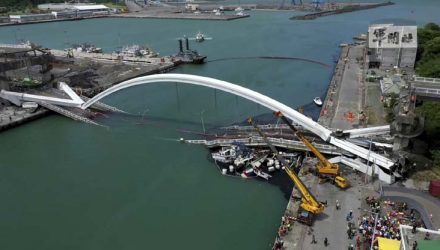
[195,32,205,42]
[173,37,206,64]
[313,97,323,106]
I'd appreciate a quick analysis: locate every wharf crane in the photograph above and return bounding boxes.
[248,117,324,225]
[274,111,349,189]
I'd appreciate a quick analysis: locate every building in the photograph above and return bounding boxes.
[71,5,109,14]
[399,225,440,250]
[367,24,417,69]
[0,16,9,23]
[380,75,406,96]
[38,3,109,14]
[51,11,77,19]
[9,14,55,23]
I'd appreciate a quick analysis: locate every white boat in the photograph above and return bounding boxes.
[253,168,272,180]
[211,146,237,163]
[118,45,158,58]
[236,11,245,16]
[235,6,244,12]
[313,97,323,106]
[195,32,205,42]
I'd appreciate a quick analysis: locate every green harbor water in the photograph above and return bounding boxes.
[0,1,439,249]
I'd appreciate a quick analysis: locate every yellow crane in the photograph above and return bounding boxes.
[273,111,349,189]
[247,118,324,225]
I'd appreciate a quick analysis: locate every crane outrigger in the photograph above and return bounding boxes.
[248,117,324,225]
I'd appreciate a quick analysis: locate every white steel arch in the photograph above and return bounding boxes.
[81,73,394,172]
[82,74,331,139]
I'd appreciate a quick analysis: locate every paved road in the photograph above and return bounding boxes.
[383,186,440,230]
[330,46,364,130]
[299,170,376,250]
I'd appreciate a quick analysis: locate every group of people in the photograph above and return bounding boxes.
[365,196,381,214]
[277,215,293,237]
[357,212,404,248]
[273,236,284,250]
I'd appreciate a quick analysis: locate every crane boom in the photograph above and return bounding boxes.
[247,118,324,214]
[273,111,349,189]
[274,111,338,173]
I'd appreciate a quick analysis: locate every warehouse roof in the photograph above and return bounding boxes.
[72,5,109,11]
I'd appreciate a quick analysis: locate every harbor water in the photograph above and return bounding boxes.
[0,1,439,249]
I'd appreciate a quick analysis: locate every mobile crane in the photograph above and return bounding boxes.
[273,111,349,189]
[248,117,325,225]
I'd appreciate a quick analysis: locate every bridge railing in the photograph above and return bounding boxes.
[414,87,440,96]
[413,76,440,84]
[185,136,341,154]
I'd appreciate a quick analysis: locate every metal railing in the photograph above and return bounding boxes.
[413,76,440,84]
[185,136,341,155]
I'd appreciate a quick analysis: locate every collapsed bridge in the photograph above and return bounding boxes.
[0,73,396,182]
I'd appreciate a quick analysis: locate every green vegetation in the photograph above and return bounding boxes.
[0,0,124,14]
[415,23,440,170]
[416,23,440,77]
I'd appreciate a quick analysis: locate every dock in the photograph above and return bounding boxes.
[290,2,395,20]
[0,105,49,132]
[49,49,177,69]
[0,43,183,129]
[113,12,249,21]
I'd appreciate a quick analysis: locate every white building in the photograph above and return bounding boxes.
[38,3,109,13]
[367,24,418,69]
[9,13,55,23]
[71,5,109,13]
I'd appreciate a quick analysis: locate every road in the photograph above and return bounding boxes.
[330,45,364,130]
[383,186,440,230]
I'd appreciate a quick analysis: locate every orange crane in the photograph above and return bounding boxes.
[248,118,324,225]
[274,111,349,189]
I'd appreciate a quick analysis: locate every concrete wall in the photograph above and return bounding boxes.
[368,47,416,69]
[399,48,417,69]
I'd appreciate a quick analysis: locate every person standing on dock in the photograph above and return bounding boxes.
[324,237,329,247]
[311,234,317,244]
[336,200,340,210]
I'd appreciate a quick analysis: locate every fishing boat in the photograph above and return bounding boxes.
[72,43,102,53]
[236,10,245,16]
[211,146,238,164]
[195,32,205,42]
[313,97,323,106]
[118,45,158,58]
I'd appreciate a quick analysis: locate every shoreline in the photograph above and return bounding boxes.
[290,1,395,20]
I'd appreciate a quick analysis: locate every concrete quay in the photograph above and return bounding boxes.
[0,105,49,132]
[318,44,366,130]
[274,158,380,250]
[318,43,387,130]
[276,43,390,249]
[113,12,249,21]
[49,49,177,68]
